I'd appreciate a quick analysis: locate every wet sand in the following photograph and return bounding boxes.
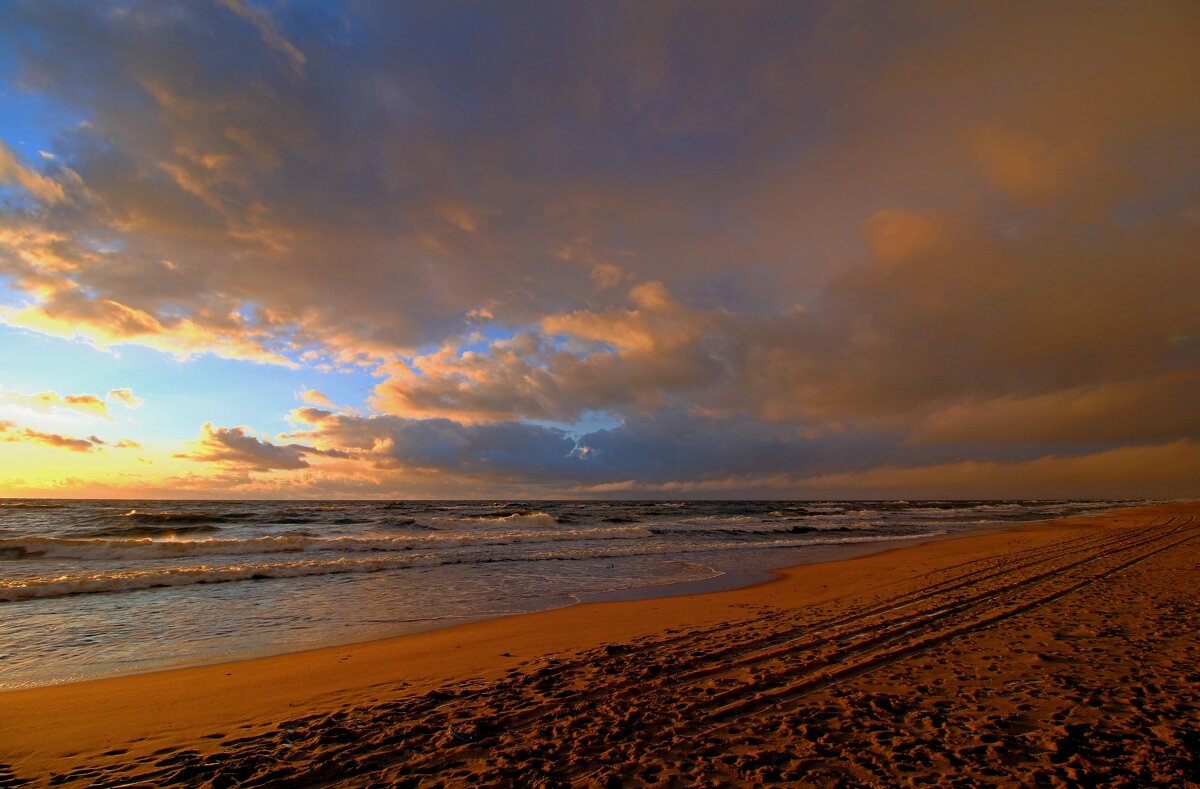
[1,502,1197,786]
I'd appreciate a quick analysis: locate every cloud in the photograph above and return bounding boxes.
[0,141,65,203]
[589,263,626,291]
[0,389,106,417]
[2,1,1195,377]
[0,2,1198,496]
[909,372,1200,445]
[290,412,579,477]
[288,406,335,426]
[369,283,726,423]
[282,408,915,494]
[793,440,1200,500]
[215,0,306,75]
[0,419,104,452]
[969,125,1097,203]
[179,422,317,470]
[0,386,144,419]
[0,288,298,365]
[367,199,1200,442]
[106,387,145,409]
[298,388,335,408]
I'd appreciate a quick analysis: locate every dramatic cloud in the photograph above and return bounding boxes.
[0,1,1197,496]
[179,423,314,471]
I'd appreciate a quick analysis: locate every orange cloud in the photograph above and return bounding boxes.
[2,2,1199,498]
[0,293,296,366]
[911,371,1200,445]
[179,422,312,471]
[106,388,145,409]
[864,209,949,265]
[0,386,144,419]
[542,281,698,353]
[288,406,336,426]
[370,283,722,423]
[299,388,335,408]
[0,420,104,452]
[0,141,65,204]
[970,125,1097,202]
[796,440,1200,500]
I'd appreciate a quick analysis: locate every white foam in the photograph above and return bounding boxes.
[0,556,430,602]
[0,525,653,561]
[427,511,561,529]
[0,530,940,603]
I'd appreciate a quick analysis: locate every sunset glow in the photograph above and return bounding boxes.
[1,1,1197,499]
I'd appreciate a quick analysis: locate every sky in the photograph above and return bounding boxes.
[0,0,1197,500]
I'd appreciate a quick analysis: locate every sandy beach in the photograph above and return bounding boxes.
[1,501,1197,787]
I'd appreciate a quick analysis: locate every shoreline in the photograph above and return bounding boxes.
[577,519,1028,605]
[7,516,1035,692]
[2,501,1195,785]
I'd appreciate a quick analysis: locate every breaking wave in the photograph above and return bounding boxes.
[78,523,224,539]
[0,531,939,603]
[0,526,654,561]
[432,510,561,529]
[118,509,247,523]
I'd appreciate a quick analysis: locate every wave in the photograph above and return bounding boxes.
[74,509,249,536]
[0,530,940,603]
[268,505,355,519]
[648,519,874,535]
[0,501,66,510]
[0,525,654,561]
[78,523,223,538]
[432,511,561,529]
[121,509,243,523]
[0,556,422,602]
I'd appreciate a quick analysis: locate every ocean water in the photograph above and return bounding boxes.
[0,498,1137,689]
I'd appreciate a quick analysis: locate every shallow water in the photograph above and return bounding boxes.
[0,498,1137,688]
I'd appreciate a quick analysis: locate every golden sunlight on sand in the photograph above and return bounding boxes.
[2,502,1196,786]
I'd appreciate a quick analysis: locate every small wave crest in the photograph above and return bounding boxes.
[0,557,421,602]
[0,529,941,603]
[648,521,866,536]
[72,508,255,537]
[435,510,560,529]
[78,523,223,539]
[0,525,653,561]
[120,509,231,523]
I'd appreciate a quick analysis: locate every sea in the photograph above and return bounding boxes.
[0,498,1139,689]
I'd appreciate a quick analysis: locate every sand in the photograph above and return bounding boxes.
[1,502,1197,787]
